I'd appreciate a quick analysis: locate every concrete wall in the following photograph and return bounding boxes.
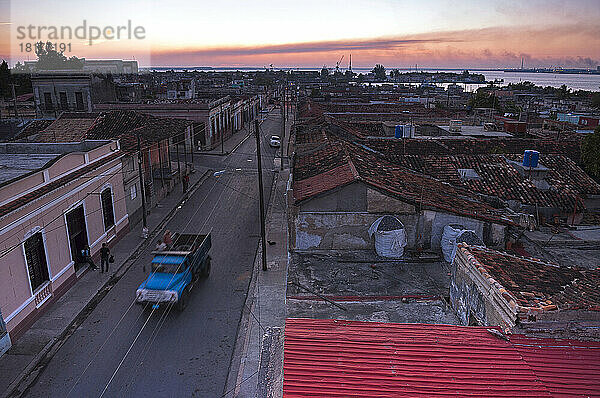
[121,155,143,227]
[294,183,419,251]
[293,182,506,253]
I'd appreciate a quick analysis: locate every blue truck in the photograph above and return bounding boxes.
[136,233,211,311]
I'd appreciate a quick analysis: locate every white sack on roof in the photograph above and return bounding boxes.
[368,216,407,258]
[441,224,485,263]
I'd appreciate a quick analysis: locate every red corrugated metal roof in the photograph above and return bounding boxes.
[283,318,600,397]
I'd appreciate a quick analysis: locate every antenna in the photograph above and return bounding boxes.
[349,54,352,72]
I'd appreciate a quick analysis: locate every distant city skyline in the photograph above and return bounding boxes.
[1,0,599,69]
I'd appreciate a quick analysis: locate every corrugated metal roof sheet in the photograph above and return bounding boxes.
[283,318,600,397]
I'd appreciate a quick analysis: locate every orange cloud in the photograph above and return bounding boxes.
[150,23,600,68]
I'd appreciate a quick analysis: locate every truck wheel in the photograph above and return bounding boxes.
[177,288,189,311]
[201,257,211,278]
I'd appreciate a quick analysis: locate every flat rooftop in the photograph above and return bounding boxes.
[0,154,59,185]
[287,251,459,324]
[0,141,109,186]
[438,125,513,137]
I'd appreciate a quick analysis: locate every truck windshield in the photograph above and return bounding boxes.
[152,263,185,274]
[151,256,187,274]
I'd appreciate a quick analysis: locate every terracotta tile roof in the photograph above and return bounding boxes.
[87,110,192,151]
[365,137,582,164]
[28,110,192,152]
[13,119,53,140]
[458,244,600,313]
[293,120,592,215]
[374,153,598,212]
[293,164,356,202]
[293,125,515,225]
[284,318,600,397]
[35,113,98,143]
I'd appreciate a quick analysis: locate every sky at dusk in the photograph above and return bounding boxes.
[1,0,599,69]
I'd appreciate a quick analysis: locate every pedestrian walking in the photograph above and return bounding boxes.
[80,245,98,270]
[182,174,190,193]
[100,243,111,273]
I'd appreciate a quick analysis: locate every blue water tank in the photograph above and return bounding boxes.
[523,150,532,167]
[529,150,539,168]
[394,125,403,138]
[523,150,540,168]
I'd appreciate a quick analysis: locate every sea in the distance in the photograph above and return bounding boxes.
[146,67,600,92]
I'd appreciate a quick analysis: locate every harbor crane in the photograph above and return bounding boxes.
[335,55,344,73]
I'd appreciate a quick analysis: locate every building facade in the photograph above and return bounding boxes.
[0,306,9,357]
[0,141,128,342]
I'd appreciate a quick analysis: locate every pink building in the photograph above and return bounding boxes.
[0,140,128,342]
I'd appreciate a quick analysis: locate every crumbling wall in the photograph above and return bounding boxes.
[294,212,419,251]
[299,182,367,212]
[294,183,420,251]
[366,188,416,214]
[514,310,600,340]
[450,263,487,325]
[484,223,506,248]
[449,248,516,330]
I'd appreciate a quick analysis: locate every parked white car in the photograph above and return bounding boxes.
[269,135,281,147]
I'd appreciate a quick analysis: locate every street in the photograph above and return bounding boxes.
[22,111,283,398]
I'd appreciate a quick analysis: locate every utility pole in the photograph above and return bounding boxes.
[220,115,225,154]
[281,84,286,171]
[10,83,20,120]
[176,140,181,189]
[255,119,268,271]
[137,134,148,238]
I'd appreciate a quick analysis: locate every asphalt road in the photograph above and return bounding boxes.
[23,112,282,398]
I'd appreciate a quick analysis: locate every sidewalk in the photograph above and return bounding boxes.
[0,166,211,398]
[227,168,289,398]
[197,129,252,156]
[197,109,276,156]
[225,107,294,398]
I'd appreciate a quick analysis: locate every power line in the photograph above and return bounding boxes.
[0,133,198,260]
[67,176,222,395]
[102,118,278,394]
[96,125,256,393]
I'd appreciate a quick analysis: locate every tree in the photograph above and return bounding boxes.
[591,92,600,109]
[508,81,536,91]
[467,91,497,109]
[0,60,9,98]
[372,64,386,81]
[35,41,83,70]
[557,84,571,100]
[582,127,600,180]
